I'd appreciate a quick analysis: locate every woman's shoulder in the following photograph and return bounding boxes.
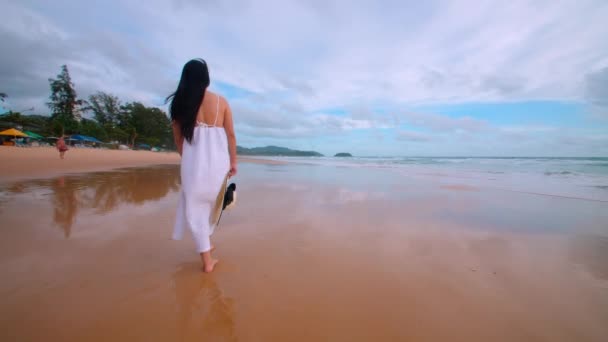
[207,90,226,103]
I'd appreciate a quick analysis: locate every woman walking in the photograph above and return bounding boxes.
[56,136,68,159]
[167,59,238,273]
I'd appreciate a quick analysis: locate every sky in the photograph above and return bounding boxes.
[1,0,607,156]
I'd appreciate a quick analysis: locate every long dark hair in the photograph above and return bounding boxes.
[166,58,210,143]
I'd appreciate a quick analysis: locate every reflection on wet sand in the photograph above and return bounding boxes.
[52,176,79,237]
[570,235,608,281]
[1,163,608,341]
[173,263,236,341]
[1,165,180,238]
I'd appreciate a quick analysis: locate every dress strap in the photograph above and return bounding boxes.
[213,95,220,126]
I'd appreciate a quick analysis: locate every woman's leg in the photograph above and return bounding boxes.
[186,201,218,272]
[200,250,218,273]
[196,232,218,273]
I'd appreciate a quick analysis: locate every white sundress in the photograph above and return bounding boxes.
[172,94,229,253]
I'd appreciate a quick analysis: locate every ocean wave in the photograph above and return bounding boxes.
[544,171,576,176]
[275,156,608,179]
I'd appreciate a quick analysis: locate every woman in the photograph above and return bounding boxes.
[56,136,68,159]
[167,59,237,273]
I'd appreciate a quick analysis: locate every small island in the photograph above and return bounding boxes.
[334,152,352,157]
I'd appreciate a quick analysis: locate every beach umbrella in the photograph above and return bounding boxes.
[24,131,44,139]
[85,136,103,143]
[0,128,28,146]
[0,128,28,137]
[68,134,85,141]
[69,134,103,143]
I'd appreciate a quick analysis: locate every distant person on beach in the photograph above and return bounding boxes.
[167,58,238,273]
[56,136,68,159]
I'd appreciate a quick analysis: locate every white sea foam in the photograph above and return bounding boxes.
[263,156,608,201]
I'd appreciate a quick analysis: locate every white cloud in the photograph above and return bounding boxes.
[4,0,608,109]
[396,130,432,142]
[400,112,489,133]
[234,105,384,139]
[585,67,608,118]
[2,0,608,155]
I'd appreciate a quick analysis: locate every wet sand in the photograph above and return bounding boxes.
[0,147,280,182]
[1,163,607,341]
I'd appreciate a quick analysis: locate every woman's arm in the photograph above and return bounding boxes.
[172,120,184,156]
[223,98,238,176]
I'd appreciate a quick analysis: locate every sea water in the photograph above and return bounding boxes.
[256,156,608,201]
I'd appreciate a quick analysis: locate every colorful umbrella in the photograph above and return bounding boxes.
[0,128,28,137]
[25,131,44,139]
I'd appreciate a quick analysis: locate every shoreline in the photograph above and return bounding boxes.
[0,146,284,183]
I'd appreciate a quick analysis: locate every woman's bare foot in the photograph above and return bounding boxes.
[203,259,219,273]
[201,250,218,273]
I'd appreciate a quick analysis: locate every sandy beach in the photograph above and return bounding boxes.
[0,147,282,183]
[0,153,607,341]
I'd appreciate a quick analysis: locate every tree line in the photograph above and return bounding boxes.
[1,65,174,149]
